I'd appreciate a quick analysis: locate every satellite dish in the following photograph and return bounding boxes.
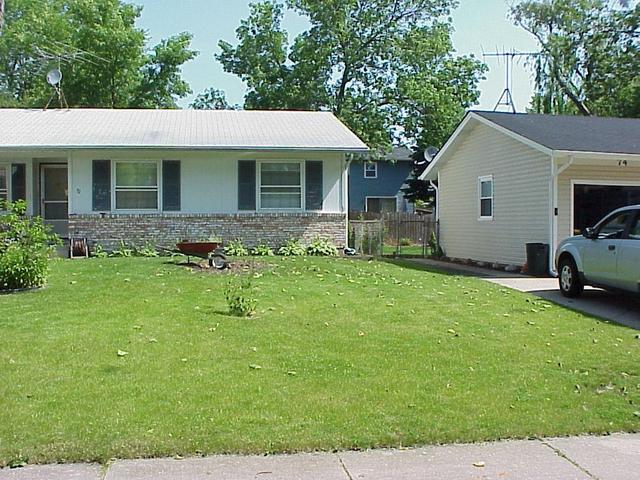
[46,68,62,86]
[424,146,440,162]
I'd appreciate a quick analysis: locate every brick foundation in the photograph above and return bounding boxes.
[68,213,347,250]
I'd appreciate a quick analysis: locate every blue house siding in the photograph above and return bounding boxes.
[348,160,414,211]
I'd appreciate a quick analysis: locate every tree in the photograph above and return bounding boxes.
[190,87,235,110]
[216,0,485,152]
[511,0,640,117]
[134,33,198,108]
[0,0,197,108]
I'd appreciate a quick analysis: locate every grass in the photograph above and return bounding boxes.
[0,256,639,466]
[382,244,426,256]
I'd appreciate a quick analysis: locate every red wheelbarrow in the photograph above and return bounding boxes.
[169,241,228,269]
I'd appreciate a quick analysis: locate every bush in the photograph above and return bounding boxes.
[251,242,274,256]
[428,232,443,257]
[109,240,133,257]
[135,242,159,258]
[400,237,413,246]
[278,238,306,256]
[0,200,60,290]
[91,244,108,258]
[224,275,257,317]
[224,239,249,256]
[306,237,338,256]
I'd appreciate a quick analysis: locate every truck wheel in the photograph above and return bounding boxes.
[558,257,583,298]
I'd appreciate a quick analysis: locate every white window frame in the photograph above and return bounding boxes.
[478,175,494,221]
[112,160,161,212]
[365,196,397,213]
[0,164,9,210]
[364,162,378,179]
[257,160,305,211]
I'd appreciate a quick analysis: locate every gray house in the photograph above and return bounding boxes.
[0,109,368,248]
[421,111,640,272]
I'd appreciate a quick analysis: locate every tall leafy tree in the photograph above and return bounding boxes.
[190,87,236,110]
[0,0,197,108]
[216,0,485,151]
[511,0,640,117]
[134,33,198,108]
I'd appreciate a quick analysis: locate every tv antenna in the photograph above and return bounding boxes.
[482,47,539,113]
[34,40,108,109]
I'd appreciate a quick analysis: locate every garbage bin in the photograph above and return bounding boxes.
[525,243,550,277]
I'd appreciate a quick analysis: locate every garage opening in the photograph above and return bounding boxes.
[573,183,640,234]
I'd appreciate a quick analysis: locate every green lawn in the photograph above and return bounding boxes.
[382,244,426,256]
[0,256,638,466]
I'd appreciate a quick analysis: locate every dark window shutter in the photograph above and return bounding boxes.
[162,160,181,211]
[305,161,323,210]
[238,160,256,210]
[11,164,26,201]
[92,160,111,211]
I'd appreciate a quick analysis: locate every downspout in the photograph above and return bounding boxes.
[429,179,439,222]
[342,154,353,247]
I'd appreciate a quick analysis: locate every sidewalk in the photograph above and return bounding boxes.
[1,434,639,480]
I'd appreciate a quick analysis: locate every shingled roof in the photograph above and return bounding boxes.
[0,109,369,152]
[474,111,640,155]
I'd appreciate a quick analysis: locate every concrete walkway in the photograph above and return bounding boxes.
[409,258,640,330]
[1,434,639,480]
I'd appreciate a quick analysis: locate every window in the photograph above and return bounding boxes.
[478,175,493,219]
[0,166,7,204]
[259,162,302,209]
[597,211,631,239]
[629,214,640,240]
[115,162,158,210]
[366,197,396,213]
[364,162,377,178]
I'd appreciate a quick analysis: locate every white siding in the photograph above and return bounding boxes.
[557,163,640,243]
[69,149,346,215]
[439,123,551,266]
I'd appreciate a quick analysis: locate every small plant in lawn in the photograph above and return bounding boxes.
[306,237,338,256]
[224,239,249,256]
[91,243,108,258]
[277,238,306,256]
[0,200,60,290]
[224,274,257,317]
[251,242,274,256]
[109,240,133,257]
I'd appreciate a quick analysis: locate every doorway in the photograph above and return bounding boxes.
[40,164,68,237]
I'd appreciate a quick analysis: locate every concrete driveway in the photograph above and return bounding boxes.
[409,259,640,330]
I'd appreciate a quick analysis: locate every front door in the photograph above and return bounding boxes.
[40,165,68,236]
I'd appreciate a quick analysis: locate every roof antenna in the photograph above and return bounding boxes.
[35,40,107,110]
[482,47,539,113]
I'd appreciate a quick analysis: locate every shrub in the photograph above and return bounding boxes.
[135,242,159,258]
[306,237,338,256]
[278,238,306,256]
[224,275,257,317]
[0,200,60,290]
[109,240,133,257]
[224,239,249,256]
[91,244,108,258]
[400,237,413,246]
[251,242,275,256]
[428,232,443,257]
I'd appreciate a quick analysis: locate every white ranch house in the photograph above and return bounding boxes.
[0,109,368,249]
[421,111,640,274]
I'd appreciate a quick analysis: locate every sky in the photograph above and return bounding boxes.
[133,0,539,112]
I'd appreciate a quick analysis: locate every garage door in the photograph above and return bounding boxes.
[573,184,640,234]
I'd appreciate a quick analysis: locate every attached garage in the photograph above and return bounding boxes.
[421,111,640,274]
